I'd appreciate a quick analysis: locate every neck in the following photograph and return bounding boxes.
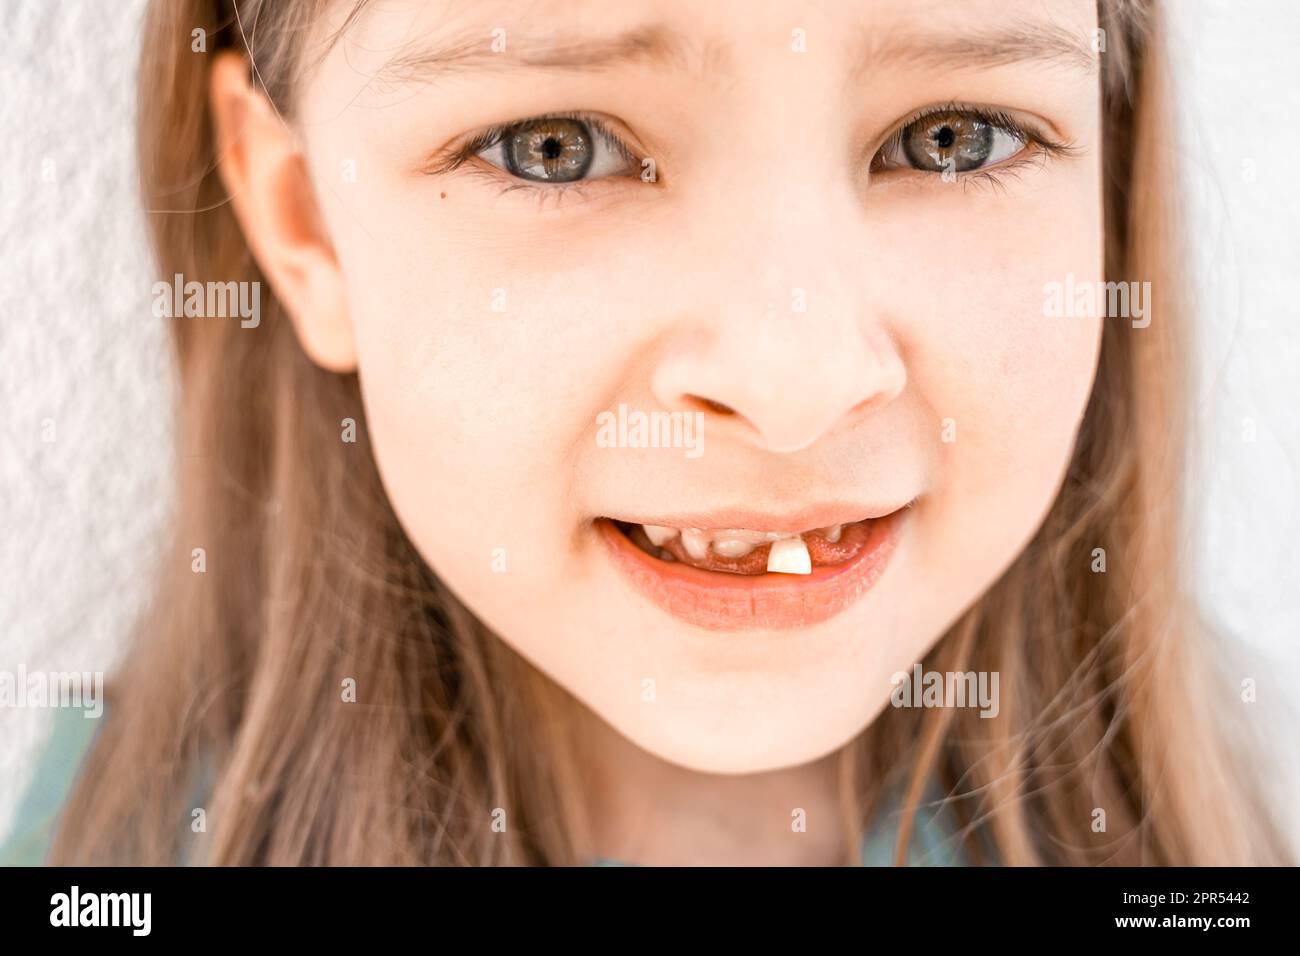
[574,708,854,866]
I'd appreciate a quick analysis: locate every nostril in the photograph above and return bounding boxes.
[686,395,737,416]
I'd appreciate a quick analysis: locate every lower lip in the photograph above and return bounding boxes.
[597,511,904,631]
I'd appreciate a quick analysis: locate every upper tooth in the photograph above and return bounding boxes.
[640,523,828,566]
[712,535,760,558]
[767,536,812,574]
[642,524,679,547]
[681,528,712,561]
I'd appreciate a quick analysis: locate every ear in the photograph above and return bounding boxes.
[208,52,356,373]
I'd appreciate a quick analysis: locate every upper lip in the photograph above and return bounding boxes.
[602,500,913,534]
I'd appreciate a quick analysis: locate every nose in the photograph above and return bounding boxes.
[650,295,906,455]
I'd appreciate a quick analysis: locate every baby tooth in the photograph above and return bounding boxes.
[822,524,842,544]
[712,535,759,558]
[681,528,712,561]
[643,524,679,547]
[767,536,812,575]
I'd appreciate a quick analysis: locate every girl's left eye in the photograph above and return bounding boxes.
[872,108,1044,175]
[475,116,637,183]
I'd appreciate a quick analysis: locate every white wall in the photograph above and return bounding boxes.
[0,0,171,827]
[1168,0,1300,826]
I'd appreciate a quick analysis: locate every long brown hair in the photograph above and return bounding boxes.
[53,0,1287,865]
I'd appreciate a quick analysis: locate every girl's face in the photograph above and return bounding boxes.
[288,0,1104,772]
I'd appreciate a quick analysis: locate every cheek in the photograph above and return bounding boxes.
[891,186,1104,603]
[318,176,645,624]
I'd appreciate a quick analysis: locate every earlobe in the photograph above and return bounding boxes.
[208,52,357,373]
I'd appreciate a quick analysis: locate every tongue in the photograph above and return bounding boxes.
[649,521,872,575]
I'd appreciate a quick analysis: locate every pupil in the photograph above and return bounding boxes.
[934,126,955,149]
[541,137,564,160]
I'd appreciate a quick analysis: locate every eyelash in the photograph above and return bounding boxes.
[423,103,1077,203]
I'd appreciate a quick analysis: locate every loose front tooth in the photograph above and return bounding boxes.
[681,528,712,561]
[642,524,679,547]
[767,536,812,574]
[712,535,759,558]
[822,524,842,544]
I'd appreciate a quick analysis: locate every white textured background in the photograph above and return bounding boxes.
[0,0,175,834]
[1,0,1298,847]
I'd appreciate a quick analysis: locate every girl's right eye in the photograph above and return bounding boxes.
[474,115,640,184]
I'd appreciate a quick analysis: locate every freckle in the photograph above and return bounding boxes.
[440,191,447,199]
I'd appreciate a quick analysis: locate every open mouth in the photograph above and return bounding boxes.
[614,519,874,575]
[597,506,908,631]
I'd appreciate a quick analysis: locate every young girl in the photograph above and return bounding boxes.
[6,0,1289,866]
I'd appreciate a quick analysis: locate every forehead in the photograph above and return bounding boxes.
[313,0,1099,86]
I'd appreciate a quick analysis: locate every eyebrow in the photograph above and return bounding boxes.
[373,18,1097,86]
[375,24,690,85]
[858,21,1100,76]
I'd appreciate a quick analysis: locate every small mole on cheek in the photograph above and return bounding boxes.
[440,191,447,199]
